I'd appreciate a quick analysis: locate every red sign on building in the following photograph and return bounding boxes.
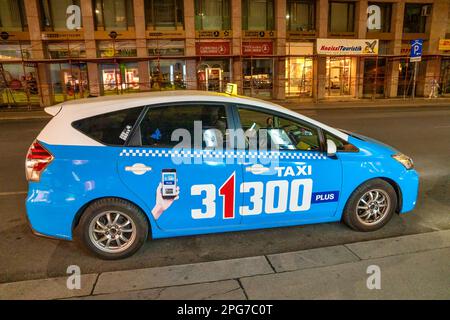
[196,42,230,56]
[242,41,273,56]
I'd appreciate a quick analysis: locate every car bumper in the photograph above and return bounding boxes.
[397,169,419,214]
[25,186,78,240]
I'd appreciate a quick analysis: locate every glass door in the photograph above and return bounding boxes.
[326,57,352,96]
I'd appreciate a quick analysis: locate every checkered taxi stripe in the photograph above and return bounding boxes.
[119,149,327,160]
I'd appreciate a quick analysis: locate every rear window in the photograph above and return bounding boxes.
[72,107,143,145]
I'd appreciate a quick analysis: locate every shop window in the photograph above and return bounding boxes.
[100,62,140,94]
[367,2,392,33]
[49,63,89,102]
[149,60,186,90]
[97,40,137,57]
[0,0,27,31]
[329,1,355,33]
[197,59,231,92]
[148,40,185,56]
[243,58,273,98]
[94,0,134,31]
[47,42,86,59]
[403,4,431,34]
[0,43,31,59]
[242,0,274,30]
[286,0,315,32]
[40,0,82,31]
[145,0,184,30]
[0,63,39,105]
[195,0,230,31]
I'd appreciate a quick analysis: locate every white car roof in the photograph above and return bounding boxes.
[39,90,348,146]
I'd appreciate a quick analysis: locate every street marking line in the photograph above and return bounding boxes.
[0,191,28,196]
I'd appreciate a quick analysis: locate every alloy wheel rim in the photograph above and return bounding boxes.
[355,189,391,225]
[88,211,136,253]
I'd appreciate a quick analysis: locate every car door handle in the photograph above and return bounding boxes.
[125,163,152,175]
[245,164,270,175]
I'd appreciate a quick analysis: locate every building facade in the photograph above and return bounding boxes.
[1,0,450,107]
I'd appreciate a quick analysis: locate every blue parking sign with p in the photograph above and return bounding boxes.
[410,39,423,61]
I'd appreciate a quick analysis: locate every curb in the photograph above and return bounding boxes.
[1,229,449,300]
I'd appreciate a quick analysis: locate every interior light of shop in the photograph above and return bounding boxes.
[183,65,187,81]
[170,65,174,84]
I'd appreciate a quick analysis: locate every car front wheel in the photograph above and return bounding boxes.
[76,198,149,259]
[342,179,397,232]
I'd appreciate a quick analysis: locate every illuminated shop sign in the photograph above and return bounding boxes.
[316,39,379,55]
[195,42,230,56]
[242,42,273,56]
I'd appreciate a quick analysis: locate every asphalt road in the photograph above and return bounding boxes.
[1,106,449,283]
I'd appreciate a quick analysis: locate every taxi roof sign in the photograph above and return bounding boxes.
[225,83,238,96]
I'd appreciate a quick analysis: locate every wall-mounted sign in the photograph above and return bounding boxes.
[316,39,379,55]
[147,30,185,39]
[196,30,232,39]
[66,5,81,30]
[94,31,136,40]
[242,41,273,56]
[439,39,450,51]
[243,30,276,39]
[367,5,381,31]
[195,42,230,56]
[41,31,84,41]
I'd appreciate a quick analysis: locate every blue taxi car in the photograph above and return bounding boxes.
[25,91,419,259]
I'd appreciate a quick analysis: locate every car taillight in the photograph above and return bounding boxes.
[25,141,53,182]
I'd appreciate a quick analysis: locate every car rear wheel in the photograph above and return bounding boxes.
[342,179,397,232]
[76,198,149,259]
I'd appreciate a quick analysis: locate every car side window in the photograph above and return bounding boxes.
[325,132,359,152]
[237,107,321,151]
[135,104,229,148]
[72,107,143,146]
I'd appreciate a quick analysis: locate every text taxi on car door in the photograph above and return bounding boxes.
[25,85,419,259]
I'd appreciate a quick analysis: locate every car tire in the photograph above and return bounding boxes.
[75,198,149,260]
[342,179,397,232]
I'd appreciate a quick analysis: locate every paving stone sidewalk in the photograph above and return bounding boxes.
[1,230,449,300]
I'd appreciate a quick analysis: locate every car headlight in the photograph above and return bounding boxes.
[392,153,414,170]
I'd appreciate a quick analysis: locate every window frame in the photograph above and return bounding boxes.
[403,3,430,34]
[93,0,135,31]
[231,103,327,153]
[286,0,316,32]
[195,0,231,31]
[367,2,393,33]
[125,102,235,149]
[328,1,356,34]
[145,0,184,30]
[242,0,275,31]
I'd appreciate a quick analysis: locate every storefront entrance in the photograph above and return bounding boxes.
[440,58,450,95]
[362,58,386,98]
[243,58,273,98]
[197,59,230,92]
[325,57,353,96]
[285,57,313,97]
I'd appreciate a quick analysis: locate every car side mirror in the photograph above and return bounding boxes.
[327,139,337,157]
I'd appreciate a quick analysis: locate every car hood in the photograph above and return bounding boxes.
[340,129,399,155]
